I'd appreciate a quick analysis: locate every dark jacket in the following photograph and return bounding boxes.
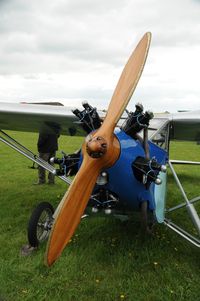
[37,133,59,153]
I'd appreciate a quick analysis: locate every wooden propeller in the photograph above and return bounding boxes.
[45,32,151,266]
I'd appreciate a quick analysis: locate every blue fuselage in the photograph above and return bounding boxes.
[80,129,168,214]
[99,129,168,211]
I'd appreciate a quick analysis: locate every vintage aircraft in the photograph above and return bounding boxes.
[0,32,200,267]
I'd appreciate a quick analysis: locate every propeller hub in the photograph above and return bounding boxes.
[86,136,107,158]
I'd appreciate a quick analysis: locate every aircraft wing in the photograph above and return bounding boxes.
[169,111,200,141]
[0,102,87,136]
[1,102,200,141]
[152,111,200,141]
[117,109,200,142]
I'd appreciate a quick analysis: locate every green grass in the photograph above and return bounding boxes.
[0,132,200,301]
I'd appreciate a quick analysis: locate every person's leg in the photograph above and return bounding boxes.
[48,152,56,184]
[38,153,49,184]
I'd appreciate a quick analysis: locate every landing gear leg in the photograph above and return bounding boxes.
[140,201,153,235]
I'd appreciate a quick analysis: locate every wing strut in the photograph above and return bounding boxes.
[0,130,72,185]
[164,160,200,248]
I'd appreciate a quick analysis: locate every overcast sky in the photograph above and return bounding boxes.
[0,0,200,112]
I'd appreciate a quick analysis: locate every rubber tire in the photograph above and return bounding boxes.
[28,202,54,247]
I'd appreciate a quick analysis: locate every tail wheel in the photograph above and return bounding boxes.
[28,202,54,247]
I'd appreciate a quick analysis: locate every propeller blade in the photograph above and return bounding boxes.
[45,138,120,266]
[45,157,100,266]
[45,32,151,266]
[99,32,151,135]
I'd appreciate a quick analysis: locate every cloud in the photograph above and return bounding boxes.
[0,0,200,112]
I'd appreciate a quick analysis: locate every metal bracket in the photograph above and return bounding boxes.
[164,159,200,247]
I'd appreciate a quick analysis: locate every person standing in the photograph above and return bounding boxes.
[35,133,59,185]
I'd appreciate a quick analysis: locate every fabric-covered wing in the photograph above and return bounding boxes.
[153,111,200,141]
[170,111,200,141]
[1,102,200,141]
[0,102,85,136]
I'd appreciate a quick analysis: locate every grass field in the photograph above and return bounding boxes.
[0,131,200,301]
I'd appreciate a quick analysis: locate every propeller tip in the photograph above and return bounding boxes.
[44,251,51,267]
[44,252,56,267]
[44,239,57,267]
[144,32,152,42]
[146,31,152,36]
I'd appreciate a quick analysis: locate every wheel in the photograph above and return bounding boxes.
[28,202,54,247]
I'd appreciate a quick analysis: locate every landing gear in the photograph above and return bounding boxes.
[28,202,54,247]
[140,201,155,235]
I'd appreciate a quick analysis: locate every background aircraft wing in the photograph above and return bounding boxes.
[0,102,87,136]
